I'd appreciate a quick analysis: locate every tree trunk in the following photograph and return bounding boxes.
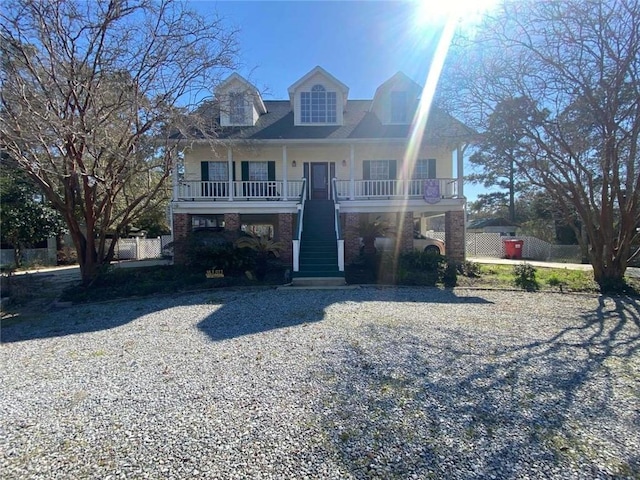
[590,240,629,293]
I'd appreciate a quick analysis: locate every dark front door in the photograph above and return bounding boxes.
[311,163,328,199]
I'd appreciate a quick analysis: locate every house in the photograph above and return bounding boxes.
[170,66,472,284]
[467,217,519,236]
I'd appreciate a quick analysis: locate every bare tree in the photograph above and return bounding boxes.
[1,0,238,284]
[442,0,640,292]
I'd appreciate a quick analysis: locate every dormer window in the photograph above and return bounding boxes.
[229,92,245,124]
[301,84,337,123]
[390,91,408,123]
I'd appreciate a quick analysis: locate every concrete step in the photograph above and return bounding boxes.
[291,276,346,287]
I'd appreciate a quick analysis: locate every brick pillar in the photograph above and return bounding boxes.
[172,213,190,264]
[343,212,361,265]
[224,213,241,232]
[277,213,293,266]
[445,210,465,263]
[398,211,414,253]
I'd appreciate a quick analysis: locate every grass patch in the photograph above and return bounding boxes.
[459,264,602,292]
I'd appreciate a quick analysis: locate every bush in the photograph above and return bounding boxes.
[513,263,539,291]
[398,251,447,287]
[458,260,481,278]
[176,230,255,275]
[443,260,458,288]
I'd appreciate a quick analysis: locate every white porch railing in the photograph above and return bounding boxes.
[334,178,458,199]
[177,180,305,200]
[177,179,458,201]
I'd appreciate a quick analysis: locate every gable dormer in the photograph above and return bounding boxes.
[370,72,422,125]
[216,73,266,127]
[287,66,349,126]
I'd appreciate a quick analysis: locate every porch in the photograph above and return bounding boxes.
[174,178,460,201]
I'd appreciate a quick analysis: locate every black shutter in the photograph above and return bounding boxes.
[388,160,397,179]
[267,161,276,181]
[241,161,249,181]
[201,161,209,181]
[428,159,436,179]
[363,160,371,180]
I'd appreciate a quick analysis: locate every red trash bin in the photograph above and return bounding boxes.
[503,239,524,259]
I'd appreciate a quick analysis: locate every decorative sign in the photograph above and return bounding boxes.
[423,179,441,204]
[206,269,224,278]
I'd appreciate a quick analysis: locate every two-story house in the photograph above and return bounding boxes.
[170,66,472,285]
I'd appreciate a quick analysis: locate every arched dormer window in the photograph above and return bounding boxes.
[301,84,337,123]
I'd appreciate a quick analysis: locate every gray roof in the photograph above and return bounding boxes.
[176,100,473,144]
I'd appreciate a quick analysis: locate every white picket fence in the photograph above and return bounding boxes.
[114,236,172,260]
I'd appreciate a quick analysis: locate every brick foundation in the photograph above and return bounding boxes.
[224,213,240,232]
[277,213,293,266]
[343,212,361,265]
[172,213,190,264]
[398,211,414,254]
[445,210,465,263]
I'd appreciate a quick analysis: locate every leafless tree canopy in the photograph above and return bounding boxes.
[441,0,640,291]
[0,0,238,283]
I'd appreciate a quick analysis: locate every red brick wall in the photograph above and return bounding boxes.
[278,213,293,266]
[343,212,361,265]
[224,213,240,232]
[172,213,190,264]
[445,210,466,262]
[398,211,414,254]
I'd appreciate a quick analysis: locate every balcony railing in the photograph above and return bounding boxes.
[334,179,458,199]
[176,178,458,201]
[177,180,305,200]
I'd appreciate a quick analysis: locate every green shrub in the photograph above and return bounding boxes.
[458,260,481,278]
[176,230,255,274]
[397,250,447,286]
[513,263,539,291]
[443,260,458,288]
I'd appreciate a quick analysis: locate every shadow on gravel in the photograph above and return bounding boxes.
[197,287,492,342]
[0,293,225,344]
[1,287,490,344]
[316,295,640,479]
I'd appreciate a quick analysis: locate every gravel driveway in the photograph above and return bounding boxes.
[1,287,639,479]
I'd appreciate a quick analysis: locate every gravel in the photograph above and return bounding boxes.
[1,287,639,479]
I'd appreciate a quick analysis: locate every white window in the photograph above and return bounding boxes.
[229,92,245,124]
[370,160,390,180]
[414,159,436,179]
[248,161,268,181]
[390,91,408,123]
[208,162,228,181]
[301,84,337,123]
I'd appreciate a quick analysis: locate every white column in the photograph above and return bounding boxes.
[349,144,355,200]
[172,158,179,200]
[456,145,464,198]
[227,147,234,201]
[282,145,288,201]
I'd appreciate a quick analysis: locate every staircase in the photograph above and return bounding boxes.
[293,200,345,286]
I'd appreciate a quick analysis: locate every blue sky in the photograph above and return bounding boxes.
[190,1,483,200]
[194,1,442,99]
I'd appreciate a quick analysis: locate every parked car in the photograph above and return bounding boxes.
[413,231,445,255]
[360,231,445,255]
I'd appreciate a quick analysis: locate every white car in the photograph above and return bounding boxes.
[365,232,445,255]
[413,231,445,255]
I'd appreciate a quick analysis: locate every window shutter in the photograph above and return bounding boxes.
[232,162,236,181]
[241,161,249,181]
[201,161,209,181]
[428,159,436,179]
[267,161,276,181]
[388,160,397,180]
[363,160,371,180]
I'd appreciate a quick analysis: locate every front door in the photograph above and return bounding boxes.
[311,163,328,199]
